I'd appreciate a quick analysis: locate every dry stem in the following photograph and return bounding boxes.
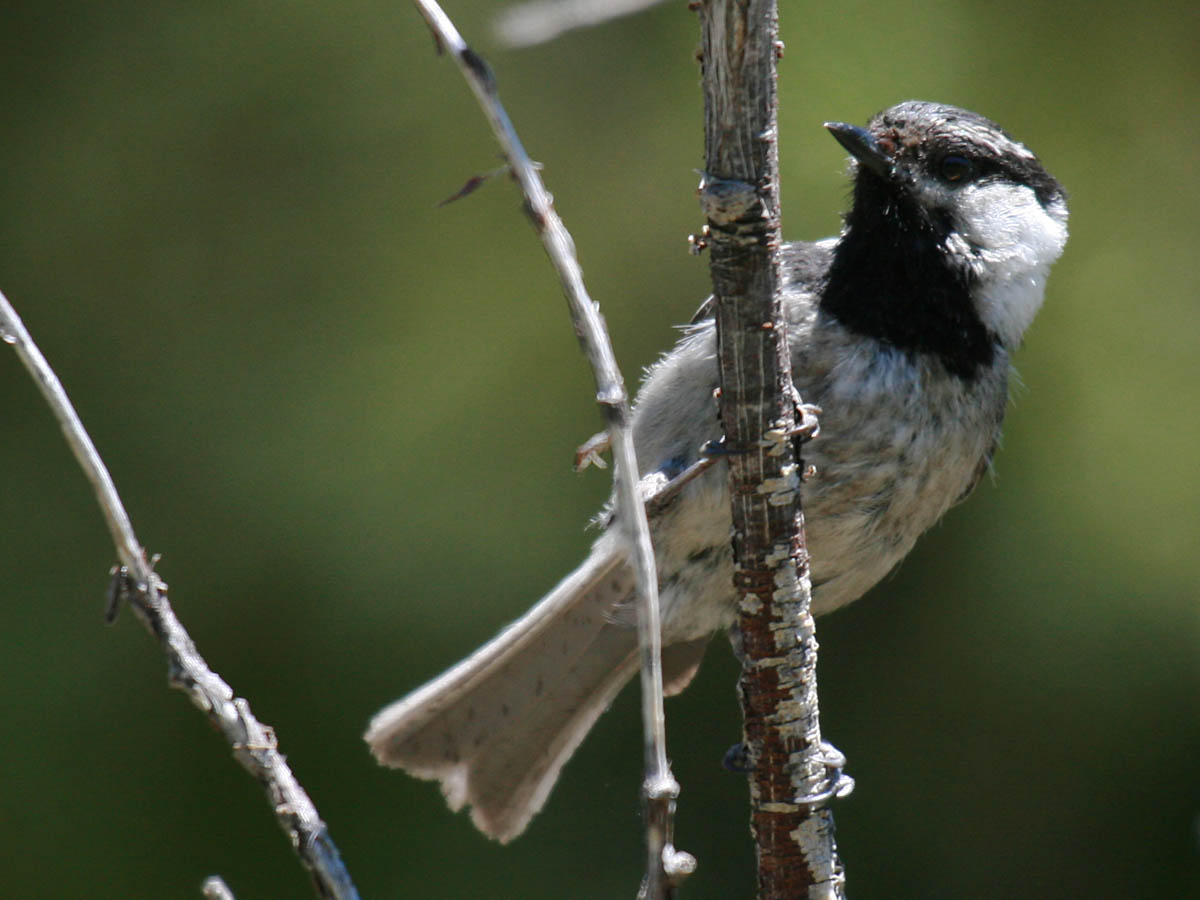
[0,291,360,900]
[696,1,848,896]
[410,2,692,895]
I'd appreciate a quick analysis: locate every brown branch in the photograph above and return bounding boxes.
[0,291,360,900]
[695,2,847,898]
[409,2,693,895]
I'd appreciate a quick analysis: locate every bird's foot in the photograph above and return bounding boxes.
[795,740,855,806]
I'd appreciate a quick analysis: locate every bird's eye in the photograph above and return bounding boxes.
[938,154,973,183]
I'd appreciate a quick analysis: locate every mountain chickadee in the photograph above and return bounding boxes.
[366,100,1069,842]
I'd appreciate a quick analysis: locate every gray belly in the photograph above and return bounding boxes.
[630,328,1008,641]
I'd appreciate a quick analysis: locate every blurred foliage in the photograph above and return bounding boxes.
[0,1,1196,898]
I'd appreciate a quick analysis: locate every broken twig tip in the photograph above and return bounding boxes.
[104,565,127,624]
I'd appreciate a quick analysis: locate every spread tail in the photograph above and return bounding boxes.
[366,549,641,842]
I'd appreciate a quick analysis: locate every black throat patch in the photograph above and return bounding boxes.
[820,174,997,380]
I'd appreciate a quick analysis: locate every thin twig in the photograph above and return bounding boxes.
[644,456,717,519]
[0,291,361,900]
[409,2,691,895]
[696,1,846,897]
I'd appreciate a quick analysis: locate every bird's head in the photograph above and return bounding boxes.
[825,101,1069,351]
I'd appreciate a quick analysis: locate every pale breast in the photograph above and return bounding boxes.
[629,298,1009,638]
[794,314,1009,611]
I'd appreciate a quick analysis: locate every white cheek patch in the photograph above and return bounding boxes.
[955,182,1069,347]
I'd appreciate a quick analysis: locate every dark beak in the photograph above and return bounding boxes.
[824,122,892,179]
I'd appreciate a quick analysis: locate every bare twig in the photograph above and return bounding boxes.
[696,1,847,898]
[644,456,717,519]
[409,2,691,895]
[0,291,360,900]
[494,0,669,47]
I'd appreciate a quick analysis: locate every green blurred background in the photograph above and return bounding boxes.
[0,1,1195,897]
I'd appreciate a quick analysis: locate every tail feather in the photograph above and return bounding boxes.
[464,625,639,840]
[365,547,642,842]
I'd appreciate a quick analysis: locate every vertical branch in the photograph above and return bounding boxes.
[409,3,693,895]
[695,2,846,898]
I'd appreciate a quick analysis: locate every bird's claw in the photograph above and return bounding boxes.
[795,740,855,806]
[722,742,753,772]
[701,436,753,457]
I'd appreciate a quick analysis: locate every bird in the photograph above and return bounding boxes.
[365,100,1069,842]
